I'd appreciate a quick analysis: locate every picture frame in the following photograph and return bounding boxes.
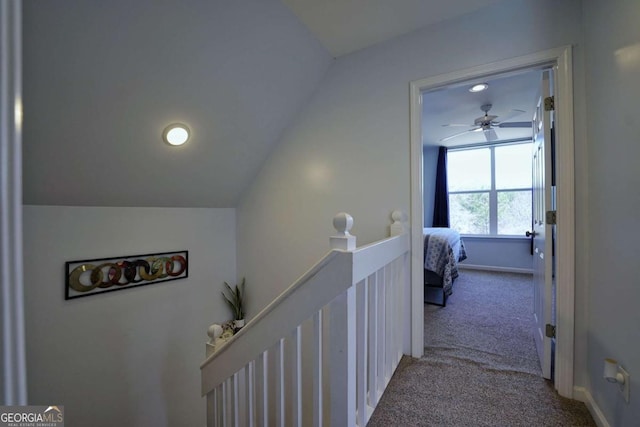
[65,250,188,300]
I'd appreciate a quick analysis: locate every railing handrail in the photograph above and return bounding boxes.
[200,232,409,396]
[352,233,409,283]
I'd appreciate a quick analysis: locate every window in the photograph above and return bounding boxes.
[447,142,532,236]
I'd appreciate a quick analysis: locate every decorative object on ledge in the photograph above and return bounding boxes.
[205,322,235,357]
[222,278,246,330]
[65,250,188,300]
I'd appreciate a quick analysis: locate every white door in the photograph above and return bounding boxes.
[531,70,554,379]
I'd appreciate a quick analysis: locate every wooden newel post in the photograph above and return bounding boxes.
[330,212,356,250]
[390,210,408,236]
[329,212,357,426]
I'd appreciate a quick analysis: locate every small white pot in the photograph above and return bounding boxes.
[233,319,245,329]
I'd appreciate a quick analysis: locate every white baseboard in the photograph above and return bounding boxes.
[573,386,610,427]
[458,264,533,275]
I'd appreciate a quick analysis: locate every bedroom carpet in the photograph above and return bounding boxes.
[368,270,595,427]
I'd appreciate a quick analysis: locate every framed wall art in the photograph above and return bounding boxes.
[65,250,188,300]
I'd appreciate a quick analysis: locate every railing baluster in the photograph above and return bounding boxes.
[367,272,379,408]
[222,379,228,427]
[312,310,323,427]
[220,383,225,427]
[388,264,395,382]
[247,361,255,427]
[392,258,400,365]
[396,256,405,362]
[208,387,217,427]
[291,326,302,427]
[377,268,386,396]
[217,381,221,427]
[233,372,240,427]
[258,350,268,425]
[356,279,369,426]
[275,338,285,427]
[385,264,393,383]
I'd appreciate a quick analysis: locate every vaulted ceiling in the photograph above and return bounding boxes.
[281,0,506,57]
[22,0,331,207]
[22,0,510,207]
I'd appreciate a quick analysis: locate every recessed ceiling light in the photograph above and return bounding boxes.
[469,83,489,93]
[162,123,190,146]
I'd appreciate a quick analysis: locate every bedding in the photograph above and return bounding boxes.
[423,227,467,306]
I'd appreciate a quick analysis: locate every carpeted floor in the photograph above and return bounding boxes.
[368,270,595,427]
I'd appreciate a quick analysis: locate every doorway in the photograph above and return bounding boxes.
[422,68,555,379]
[408,46,575,397]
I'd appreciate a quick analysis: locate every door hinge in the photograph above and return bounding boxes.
[544,96,555,111]
[545,324,556,338]
[546,210,557,225]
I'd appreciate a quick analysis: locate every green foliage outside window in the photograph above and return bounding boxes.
[447,142,532,236]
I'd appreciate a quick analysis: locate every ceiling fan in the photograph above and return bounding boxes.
[440,104,531,142]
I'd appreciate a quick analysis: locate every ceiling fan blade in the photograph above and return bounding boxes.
[496,121,532,128]
[439,128,479,142]
[442,123,472,127]
[494,109,526,124]
[484,128,498,142]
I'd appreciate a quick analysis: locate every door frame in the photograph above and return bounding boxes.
[409,46,575,398]
[1,0,27,405]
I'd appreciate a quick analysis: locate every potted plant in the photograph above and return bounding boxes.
[222,278,245,330]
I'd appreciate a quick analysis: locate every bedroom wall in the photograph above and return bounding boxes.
[236,0,588,386]
[582,0,640,424]
[23,206,236,427]
[460,237,532,273]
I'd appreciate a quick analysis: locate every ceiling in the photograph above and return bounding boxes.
[280,0,544,149]
[21,0,523,208]
[22,0,332,207]
[280,0,506,57]
[422,69,543,148]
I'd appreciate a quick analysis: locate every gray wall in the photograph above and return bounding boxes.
[583,0,640,424]
[236,0,587,382]
[460,237,532,273]
[23,206,236,427]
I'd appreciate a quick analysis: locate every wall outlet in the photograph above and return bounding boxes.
[619,366,630,403]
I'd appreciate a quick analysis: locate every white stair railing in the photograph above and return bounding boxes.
[201,211,410,427]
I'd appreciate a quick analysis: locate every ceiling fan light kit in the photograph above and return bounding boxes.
[440,103,532,143]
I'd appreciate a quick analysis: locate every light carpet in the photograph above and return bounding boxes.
[368,270,595,427]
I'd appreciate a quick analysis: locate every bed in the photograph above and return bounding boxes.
[423,227,467,306]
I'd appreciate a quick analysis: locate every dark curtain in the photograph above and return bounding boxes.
[432,146,450,227]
